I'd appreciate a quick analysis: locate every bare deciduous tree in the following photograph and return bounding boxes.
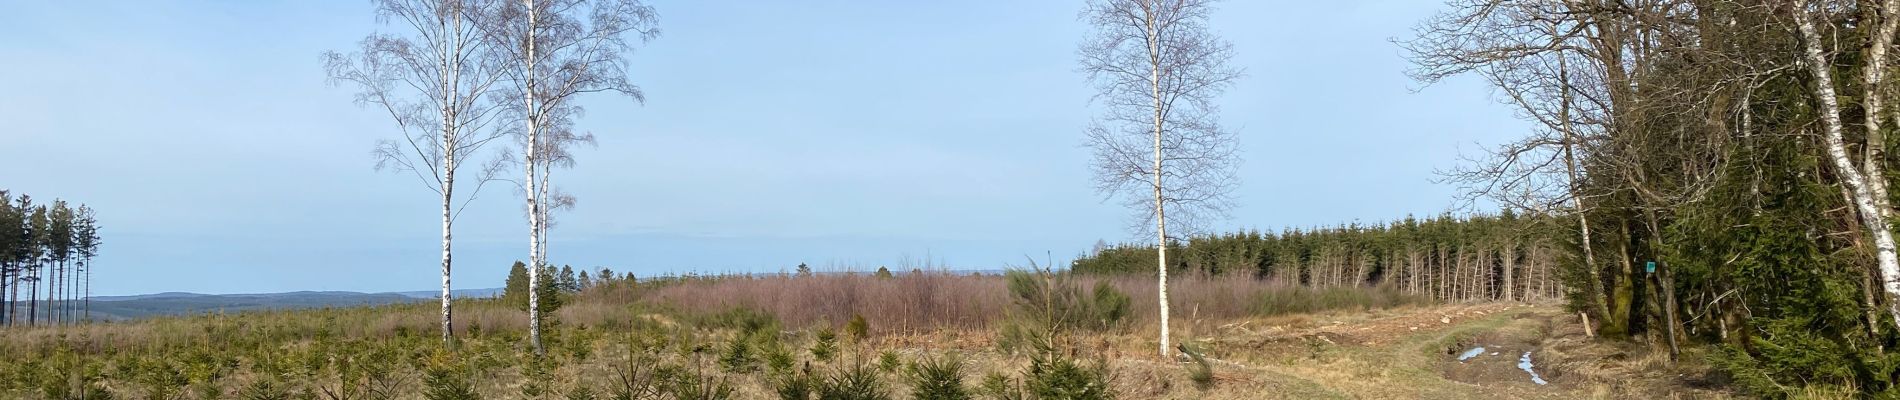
[1079,0,1242,358]
[483,0,657,355]
[325,0,511,342]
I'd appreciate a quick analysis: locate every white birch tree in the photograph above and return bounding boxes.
[1788,0,1900,328]
[325,0,510,342]
[483,0,656,355]
[1079,0,1241,358]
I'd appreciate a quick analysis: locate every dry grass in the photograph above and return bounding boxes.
[0,284,1727,399]
[608,272,1424,336]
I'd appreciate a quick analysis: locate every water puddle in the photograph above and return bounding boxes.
[1457,346,1486,362]
[1517,351,1548,385]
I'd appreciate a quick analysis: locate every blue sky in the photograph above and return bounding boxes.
[0,1,1528,296]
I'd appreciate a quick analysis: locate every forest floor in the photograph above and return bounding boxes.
[865,302,1738,399]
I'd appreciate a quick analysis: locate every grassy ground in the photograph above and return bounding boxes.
[0,275,1732,399]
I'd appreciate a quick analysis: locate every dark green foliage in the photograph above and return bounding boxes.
[565,386,600,400]
[1087,281,1129,325]
[811,328,839,362]
[997,269,1129,353]
[520,357,556,398]
[1253,285,1418,316]
[0,192,104,328]
[238,378,294,400]
[978,371,1026,400]
[763,339,797,375]
[558,265,580,293]
[28,345,112,400]
[504,261,531,307]
[720,333,757,373]
[816,362,891,400]
[1178,344,1214,391]
[877,350,901,373]
[1021,345,1113,400]
[773,367,814,400]
[875,266,894,278]
[421,351,480,400]
[695,306,780,335]
[661,360,734,400]
[537,265,566,317]
[505,261,567,320]
[846,314,870,342]
[906,354,973,400]
[991,265,1117,400]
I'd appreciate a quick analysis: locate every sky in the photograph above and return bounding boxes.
[0,1,1531,296]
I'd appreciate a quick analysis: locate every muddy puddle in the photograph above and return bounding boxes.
[1442,338,1558,387]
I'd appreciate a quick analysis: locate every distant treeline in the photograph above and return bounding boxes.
[0,190,102,327]
[1072,212,1567,303]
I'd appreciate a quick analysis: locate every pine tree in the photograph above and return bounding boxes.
[557,265,579,293]
[503,261,531,309]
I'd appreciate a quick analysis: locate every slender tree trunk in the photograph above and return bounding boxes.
[440,160,455,342]
[1,265,8,325]
[28,264,37,325]
[1644,204,1681,360]
[49,260,57,326]
[6,266,15,326]
[1662,262,1681,360]
[1503,242,1516,302]
[522,0,548,356]
[1139,4,1174,358]
[1865,0,1900,222]
[1867,0,1900,335]
[58,259,66,325]
[1793,3,1900,329]
[83,259,90,322]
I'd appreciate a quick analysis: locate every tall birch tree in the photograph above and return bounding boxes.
[1788,0,1900,328]
[483,0,657,355]
[1079,0,1241,358]
[325,0,510,342]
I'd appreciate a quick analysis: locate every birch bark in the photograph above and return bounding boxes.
[1792,2,1900,328]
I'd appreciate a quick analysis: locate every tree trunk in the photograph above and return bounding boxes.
[83,258,90,322]
[440,159,455,342]
[1142,6,1173,359]
[1660,263,1681,360]
[1,264,9,325]
[1793,3,1900,329]
[28,265,37,325]
[1503,242,1516,302]
[522,0,548,356]
[6,267,15,326]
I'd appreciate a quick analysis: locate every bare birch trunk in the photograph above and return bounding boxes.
[1867,0,1900,221]
[436,9,459,342]
[1553,48,1610,322]
[522,0,545,357]
[1793,3,1900,328]
[440,157,455,342]
[1141,5,1174,359]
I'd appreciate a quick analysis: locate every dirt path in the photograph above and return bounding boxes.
[1098,303,1732,399]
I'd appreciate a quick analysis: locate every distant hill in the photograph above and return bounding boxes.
[16,288,504,322]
